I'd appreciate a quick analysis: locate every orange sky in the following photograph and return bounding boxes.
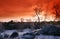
[0,0,59,21]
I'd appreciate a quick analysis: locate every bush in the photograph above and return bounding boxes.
[40,25,60,36]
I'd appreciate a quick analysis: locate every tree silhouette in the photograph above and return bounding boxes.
[53,4,60,21]
[34,7,42,22]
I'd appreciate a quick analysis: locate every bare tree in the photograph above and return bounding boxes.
[53,4,60,21]
[34,7,42,22]
[21,18,24,22]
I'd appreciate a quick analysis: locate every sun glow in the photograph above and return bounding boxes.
[0,11,56,22]
[20,11,56,22]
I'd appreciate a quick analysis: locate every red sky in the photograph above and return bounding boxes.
[0,0,59,21]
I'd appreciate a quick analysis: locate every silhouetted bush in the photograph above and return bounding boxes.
[3,20,19,30]
[40,25,60,36]
[24,24,31,29]
[34,22,41,29]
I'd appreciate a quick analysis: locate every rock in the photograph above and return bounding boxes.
[22,33,35,39]
[10,32,18,38]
